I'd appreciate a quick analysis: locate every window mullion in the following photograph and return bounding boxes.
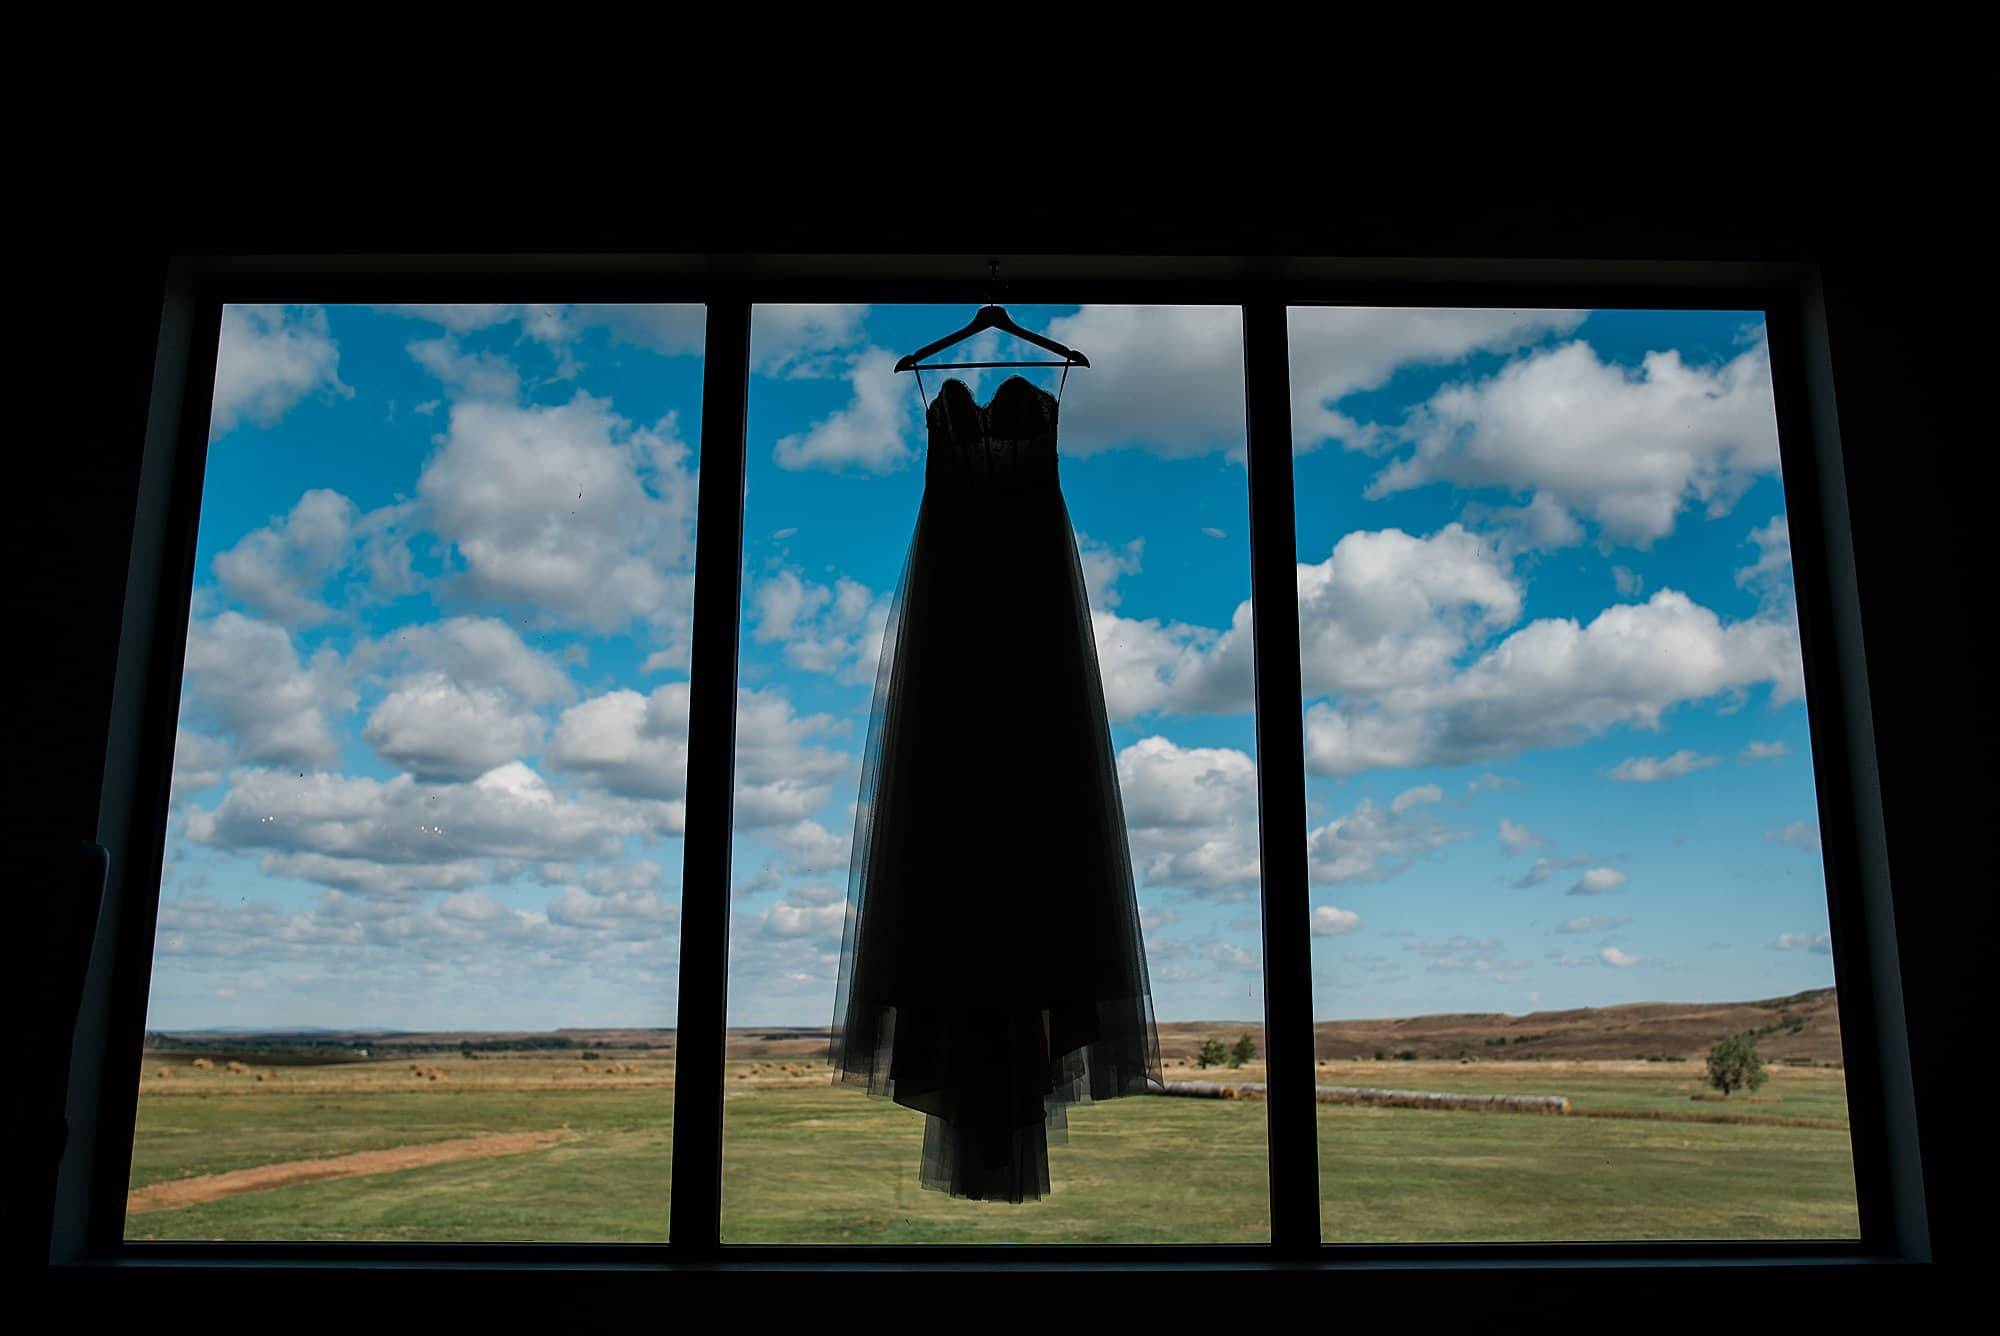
[1241,300,1321,1254]
[669,299,753,1254]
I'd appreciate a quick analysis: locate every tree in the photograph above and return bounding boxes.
[1706,1031,1768,1096]
[1229,1032,1256,1068]
[1197,1039,1227,1069]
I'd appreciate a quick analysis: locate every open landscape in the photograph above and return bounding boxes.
[126,988,1857,1244]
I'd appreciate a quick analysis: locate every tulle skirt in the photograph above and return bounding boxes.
[830,473,1163,1202]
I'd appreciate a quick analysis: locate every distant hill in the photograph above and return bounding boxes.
[143,988,1842,1066]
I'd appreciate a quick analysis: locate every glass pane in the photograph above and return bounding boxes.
[720,304,1268,1242]
[127,303,704,1241]
[1288,307,1858,1241]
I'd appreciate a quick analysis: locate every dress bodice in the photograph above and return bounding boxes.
[924,376,1059,493]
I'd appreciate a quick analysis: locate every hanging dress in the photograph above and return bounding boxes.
[830,375,1164,1203]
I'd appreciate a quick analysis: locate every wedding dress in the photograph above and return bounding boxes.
[830,375,1164,1203]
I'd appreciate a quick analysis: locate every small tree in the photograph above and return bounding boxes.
[1229,1032,1256,1068]
[1197,1038,1228,1069]
[1706,1031,1768,1096]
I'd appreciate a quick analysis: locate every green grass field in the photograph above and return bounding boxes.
[124,1055,1859,1244]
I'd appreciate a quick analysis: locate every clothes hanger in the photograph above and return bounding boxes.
[895,263,1089,408]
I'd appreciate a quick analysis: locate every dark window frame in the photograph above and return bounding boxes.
[49,253,1929,1277]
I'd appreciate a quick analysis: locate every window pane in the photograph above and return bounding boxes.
[720,304,1269,1242]
[127,303,704,1242]
[1288,306,1859,1242]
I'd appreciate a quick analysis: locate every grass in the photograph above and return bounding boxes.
[124,1054,1858,1244]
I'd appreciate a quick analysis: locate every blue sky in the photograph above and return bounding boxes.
[146,302,1833,1032]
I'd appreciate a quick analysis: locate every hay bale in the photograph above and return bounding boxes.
[157,1067,174,1079]
[191,1058,213,1070]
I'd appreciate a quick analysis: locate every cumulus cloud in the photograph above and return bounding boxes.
[416,393,699,647]
[1607,749,1721,783]
[1773,930,1833,954]
[1370,335,1780,549]
[1567,867,1629,896]
[362,673,547,780]
[1599,945,1645,968]
[750,304,869,378]
[1090,523,1520,723]
[180,611,355,769]
[408,334,524,401]
[1741,739,1791,763]
[749,567,890,685]
[212,490,420,626]
[183,761,648,901]
[210,305,351,438]
[546,683,694,803]
[1034,306,1579,459]
[1115,736,1262,896]
[772,348,917,473]
[547,681,850,827]
[355,616,578,707]
[1310,905,1362,936]
[1303,589,1804,777]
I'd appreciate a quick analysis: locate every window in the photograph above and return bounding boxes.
[1287,307,1856,1241]
[125,304,705,1241]
[720,305,1267,1243]
[52,255,1927,1277]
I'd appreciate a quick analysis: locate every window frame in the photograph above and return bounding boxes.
[50,253,1928,1276]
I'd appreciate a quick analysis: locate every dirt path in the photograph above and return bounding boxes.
[127,1128,574,1214]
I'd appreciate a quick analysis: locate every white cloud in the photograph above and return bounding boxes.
[362,673,546,781]
[1310,905,1362,936]
[1372,335,1779,549]
[1737,514,1792,599]
[408,335,523,401]
[1607,749,1721,783]
[180,612,355,769]
[546,682,850,831]
[772,348,917,473]
[1567,867,1629,896]
[416,393,699,646]
[184,761,648,901]
[1090,523,1519,723]
[1306,786,1467,885]
[1741,739,1791,763]
[545,684,693,803]
[749,567,890,685]
[1303,589,1804,777]
[1599,945,1645,968]
[1766,821,1822,850]
[210,305,350,438]
[750,304,869,377]
[1612,565,1645,597]
[1498,818,1549,854]
[356,615,577,707]
[1115,736,1261,895]
[212,490,420,627]
[1773,930,1832,954]
[1033,306,1579,460]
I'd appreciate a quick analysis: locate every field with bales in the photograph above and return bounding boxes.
[126,991,1859,1244]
